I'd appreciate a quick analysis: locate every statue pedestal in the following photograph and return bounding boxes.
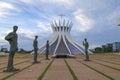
[3,68,20,72]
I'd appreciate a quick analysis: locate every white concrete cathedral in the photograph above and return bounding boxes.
[38,16,92,57]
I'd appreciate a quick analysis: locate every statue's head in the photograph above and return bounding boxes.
[35,35,38,39]
[13,25,18,32]
[47,40,49,43]
[85,38,87,41]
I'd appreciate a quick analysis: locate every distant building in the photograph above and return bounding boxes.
[1,48,8,52]
[94,47,102,53]
[94,42,120,53]
[106,43,113,52]
[102,45,106,48]
[112,42,120,52]
[102,45,107,52]
[107,43,113,47]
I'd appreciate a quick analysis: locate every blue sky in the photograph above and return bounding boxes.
[0,0,120,50]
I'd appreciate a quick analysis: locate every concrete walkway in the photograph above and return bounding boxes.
[0,54,120,80]
[42,59,73,80]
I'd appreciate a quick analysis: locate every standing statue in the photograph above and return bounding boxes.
[3,26,19,72]
[83,38,90,61]
[46,40,49,60]
[33,35,39,63]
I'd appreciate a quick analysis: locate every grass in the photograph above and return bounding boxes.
[37,59,54,80]
[64,59,78,80]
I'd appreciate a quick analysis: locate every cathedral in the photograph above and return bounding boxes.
[38,16,92,57]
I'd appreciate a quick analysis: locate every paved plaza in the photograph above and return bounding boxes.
[0,53,120,80]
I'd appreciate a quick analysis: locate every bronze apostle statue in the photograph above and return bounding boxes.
[83,38,90,61]
[33,35,39,63]
[3,26,19,72]
[46,40,49,60]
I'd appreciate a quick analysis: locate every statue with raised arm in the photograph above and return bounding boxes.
[3,26,19,72]
[33,35,39,63]
[83,38,90,61]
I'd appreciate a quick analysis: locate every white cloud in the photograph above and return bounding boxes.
[73,9,94,32]
[0,27,36,45]
[37,21,52,33]
[0,11,6,17]
[18,28,36,39]
[40,0,75,8]
[107,8,120,26]
[17,22,52,40]
[0,1,14,9]
[90,45,101,49]
[0,27,11,46]
[0,1,13,17]
[19,0,33,4]
[0,1,19,18]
